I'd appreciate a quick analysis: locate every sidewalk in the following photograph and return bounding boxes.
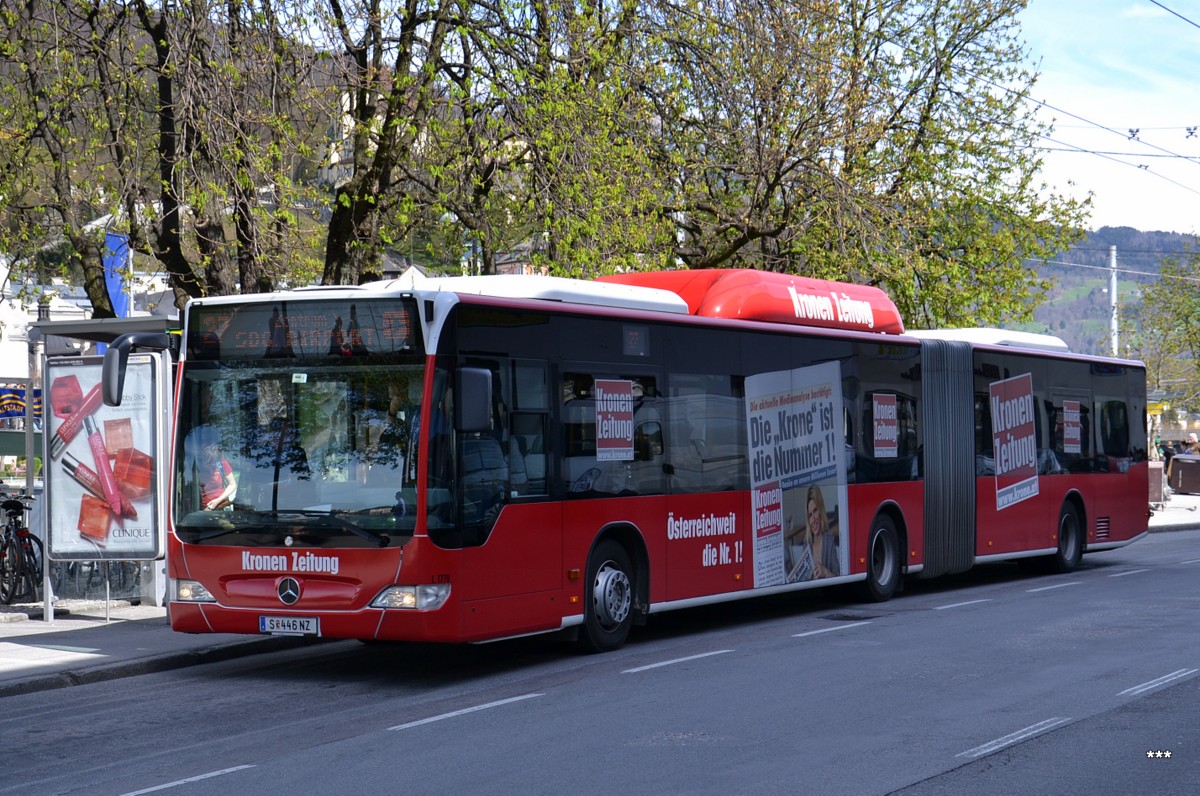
[1,493,1197,699]
[0,600,318,698]
[1148,487,1200,532]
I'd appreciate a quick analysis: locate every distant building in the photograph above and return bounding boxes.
[494,243,546,276]
[0,262,175,378]
[0,288,91,378]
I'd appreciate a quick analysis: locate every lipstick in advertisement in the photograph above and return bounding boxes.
[84,415,124,518]
[62,452,138,520]
[50,383,103,459]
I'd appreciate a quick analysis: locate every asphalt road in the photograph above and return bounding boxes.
[4,530,1199,795]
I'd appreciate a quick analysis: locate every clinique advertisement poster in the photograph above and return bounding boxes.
[45,355,165,561]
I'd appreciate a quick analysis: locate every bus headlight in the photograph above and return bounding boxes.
[370,584,451,610]
[174,579,216,602]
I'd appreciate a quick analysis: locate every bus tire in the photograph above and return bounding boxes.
[578,539,635,653]
[863,515,900,602]
[1052,503,1083,573]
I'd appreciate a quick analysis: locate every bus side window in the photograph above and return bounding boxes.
[1097,398,1130,472]
[512,413,547,494]
[561,373,599,494]
[461,432,508,531]
[844,406,856,483]
[511,360,549,496]
[974,394,994,476]
[664,374,745,494]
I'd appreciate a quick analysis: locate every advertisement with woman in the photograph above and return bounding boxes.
[746,361,848,588]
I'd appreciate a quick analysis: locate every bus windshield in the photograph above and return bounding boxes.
[174,358,426,548]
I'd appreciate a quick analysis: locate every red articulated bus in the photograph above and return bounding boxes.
[105,268,1148,651]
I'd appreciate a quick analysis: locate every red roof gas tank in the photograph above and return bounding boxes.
[597,269,904,335]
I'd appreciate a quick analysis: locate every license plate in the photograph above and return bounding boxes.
[259,615,320,636]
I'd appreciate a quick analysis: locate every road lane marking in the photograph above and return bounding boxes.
[1118,669,1198,697]
[1108,569,1150,577]
[793,621,872,638]
[934,599,992,610]
[957,717,1071,758]
[1025,582,1082,593]
[121,765,255,795]
[1182,558,1200,564]
[389,693,544,730]
[622,649,733,673]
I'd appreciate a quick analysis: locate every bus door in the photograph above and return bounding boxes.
[455,358,561,602]
[560,368,668,594]
[1091,383,1141,541]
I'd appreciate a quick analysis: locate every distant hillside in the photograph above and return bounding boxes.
[1023,227,1198,356]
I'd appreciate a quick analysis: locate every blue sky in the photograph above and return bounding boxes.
[1019,1,1200,234]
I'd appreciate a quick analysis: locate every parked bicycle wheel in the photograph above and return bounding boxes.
[0,534,23,605]
[19,532,44,601]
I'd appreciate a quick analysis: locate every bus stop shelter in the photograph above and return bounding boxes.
[5,315,178,617]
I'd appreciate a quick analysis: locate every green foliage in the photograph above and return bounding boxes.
[0,0,1097,329]
[0,0,331,307]
[1127,246,1200,409]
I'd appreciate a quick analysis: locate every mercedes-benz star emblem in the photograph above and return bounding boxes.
[277,577,301,605]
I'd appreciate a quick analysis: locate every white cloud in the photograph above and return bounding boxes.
[1120,3,1169,19]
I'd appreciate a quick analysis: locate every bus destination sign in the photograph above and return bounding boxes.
[187,299,416,361]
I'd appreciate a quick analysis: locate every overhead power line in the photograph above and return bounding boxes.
[1036,133,1200,198]
[1072,247,1197,255]
[1031,1,1200,200]
[1030,100,1200,173]
[1032,259,1200,284]
[1147,1,1200,32]
[1039,148,1200,161]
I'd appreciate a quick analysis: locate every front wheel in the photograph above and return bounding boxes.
[577,540,635,653]
[862,515,901,602]
[19,533,43,601]
[1052,504,1083,573]
[0,535,23,605]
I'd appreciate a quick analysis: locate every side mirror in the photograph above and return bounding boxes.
[456,367,492,433]
[635,421,663,461]
[103,332,171,406]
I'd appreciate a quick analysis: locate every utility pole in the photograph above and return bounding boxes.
[1109,245,1118,356]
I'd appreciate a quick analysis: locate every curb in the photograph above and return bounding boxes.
[1149,523,1200,533]
[0,634,321,699]
[0,602,134,623]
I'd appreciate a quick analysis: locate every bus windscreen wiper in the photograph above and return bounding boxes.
[186,525,248,542]
[180,511,286,542]
[263,509,392,548]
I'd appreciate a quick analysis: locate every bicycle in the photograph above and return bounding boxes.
[0,491,42,605]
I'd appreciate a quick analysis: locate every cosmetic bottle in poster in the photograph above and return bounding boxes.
[51,374,83,417]
[113,447,154,500]
[104,417,133,457]
[62,452,138,520]
[78,494,112,543]
[50,383,103,459]
[84,415,124,518]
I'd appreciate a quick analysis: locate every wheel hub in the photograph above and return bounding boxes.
[593,562,631,629]
[872,532,896,584]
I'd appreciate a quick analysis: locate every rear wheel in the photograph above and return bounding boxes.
[1052,504,1083,573]
[578,540,635,653]
[863,515,900,602]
